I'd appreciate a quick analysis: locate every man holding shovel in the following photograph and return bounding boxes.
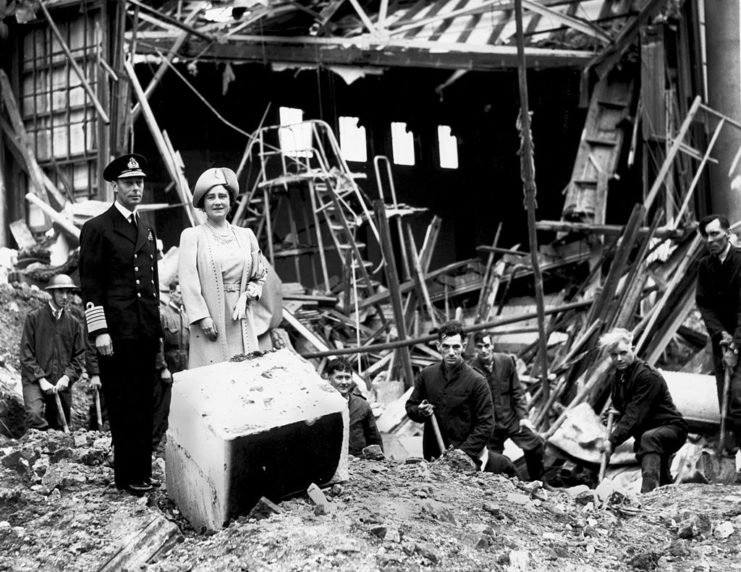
[696,214,741,455]
[406,321,495,470]
[20,274,85,431]
[597,328,688,492]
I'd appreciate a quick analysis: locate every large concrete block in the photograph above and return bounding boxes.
[166,348,348,531]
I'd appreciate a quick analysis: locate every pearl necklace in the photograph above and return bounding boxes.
[205,222,235,244]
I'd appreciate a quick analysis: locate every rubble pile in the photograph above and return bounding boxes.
[0,429,739,571]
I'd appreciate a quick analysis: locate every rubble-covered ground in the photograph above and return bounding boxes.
[1,429,741,571]
[1,283,740,571]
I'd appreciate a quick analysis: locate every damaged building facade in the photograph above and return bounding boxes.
[1,0,741,504]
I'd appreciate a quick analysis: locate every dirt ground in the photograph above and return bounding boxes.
[1,428,741,571]
[1,283,741,571]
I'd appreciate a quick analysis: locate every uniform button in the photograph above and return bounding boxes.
[136,279,140,285]
[150,254,154,259]
[151,280,155,284]
[137,293,142,298]
[134,266,139,271]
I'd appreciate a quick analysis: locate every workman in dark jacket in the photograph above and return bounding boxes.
[696,214,741,453]
[20,274,85,430]
[152,282,189,449]
[406,321,495,468]
[469,331,545,480]
[325,358,383,456]
[598,328,688,493]
[79,153,162,496]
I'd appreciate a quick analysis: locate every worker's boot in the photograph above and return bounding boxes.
[640,453,661,493]
[524,446,544,481]
[659,456,673,486]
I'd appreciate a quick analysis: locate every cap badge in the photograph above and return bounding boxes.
[127,157,140,170]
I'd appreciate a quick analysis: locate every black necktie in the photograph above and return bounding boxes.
[130,213,138,229]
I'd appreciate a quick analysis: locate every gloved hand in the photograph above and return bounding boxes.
[232,291,250,321]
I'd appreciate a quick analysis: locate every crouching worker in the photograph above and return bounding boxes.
[20,274,85,430]
[326,358,384,456]
[598,328,688,492]
[406,321,503,471]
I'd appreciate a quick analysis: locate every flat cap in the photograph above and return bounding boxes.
[103,153,148,182]
[193,167,239,208]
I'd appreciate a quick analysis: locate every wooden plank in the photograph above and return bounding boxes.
[137,36,593,71]
[301,299,593,359]
[282,309,368,395]
[9,219,37,249]
[535,219,689,238]
[375,201,415,389]
[634,234,703,354]
[97,514,179,572]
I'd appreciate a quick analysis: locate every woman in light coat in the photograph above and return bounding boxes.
[178,167,268,369]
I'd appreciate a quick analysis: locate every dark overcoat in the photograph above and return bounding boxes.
[406,362,494,463]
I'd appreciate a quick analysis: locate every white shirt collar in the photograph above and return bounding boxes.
[719,242,732,264]
[114,201,136,221]
[48,301,63,319]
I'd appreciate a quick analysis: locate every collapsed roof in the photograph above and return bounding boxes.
[127,0,662,70]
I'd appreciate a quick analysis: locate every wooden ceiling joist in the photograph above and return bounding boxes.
[136,34,592,70]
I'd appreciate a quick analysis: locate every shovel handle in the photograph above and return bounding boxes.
[599,410,615,482]
[94,387,103,429]
[719,365,732,455]
[430,413,446,456]
[54,392,69,433]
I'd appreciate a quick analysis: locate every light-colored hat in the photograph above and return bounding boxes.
[192,167,239,208]
[46,274,77,291]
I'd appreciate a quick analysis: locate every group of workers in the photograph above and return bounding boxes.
[17,150,741,496]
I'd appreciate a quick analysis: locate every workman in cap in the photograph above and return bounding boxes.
[79,153,162,495]
[20,274,85,430]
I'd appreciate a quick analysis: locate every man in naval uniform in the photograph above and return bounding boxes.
[79,153,162,495]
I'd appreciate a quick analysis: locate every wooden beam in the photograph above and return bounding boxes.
[300,299,593,359]
[375,200,416,389]
[25,193,80,240]
[127,0,215,42]
[514,0,549,396]
[135,36,593,71]
[535,219,692,238]
[521,0,611,43]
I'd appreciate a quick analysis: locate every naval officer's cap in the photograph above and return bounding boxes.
[103,153,148,182]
